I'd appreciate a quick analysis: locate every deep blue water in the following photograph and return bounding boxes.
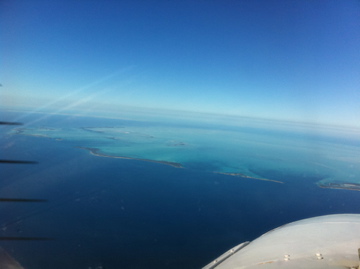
[1,111,360,269]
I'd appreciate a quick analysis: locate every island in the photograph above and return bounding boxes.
[11,127,56,138]
[77,147,183,168]
[214,172,284,184]
[317,182,360,191]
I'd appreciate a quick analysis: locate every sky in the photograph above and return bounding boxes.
[1,0,360,128]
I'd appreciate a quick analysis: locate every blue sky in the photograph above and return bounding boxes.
[1,0,359,128]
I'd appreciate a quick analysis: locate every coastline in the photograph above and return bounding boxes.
[317,182,360,192]
[214,172,284,184]
[77,147,183,168]
[78,147,284,183]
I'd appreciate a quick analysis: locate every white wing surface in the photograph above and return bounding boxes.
[203,214,360,269]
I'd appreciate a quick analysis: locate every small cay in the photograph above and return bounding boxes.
[77,147,183,168]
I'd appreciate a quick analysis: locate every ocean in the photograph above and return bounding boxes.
[1,111,360,269]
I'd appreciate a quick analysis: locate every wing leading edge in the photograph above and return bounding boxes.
[203,214,360,269]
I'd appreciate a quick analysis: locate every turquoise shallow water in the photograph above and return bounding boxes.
[1,111,360,269]
[8,113,360,187]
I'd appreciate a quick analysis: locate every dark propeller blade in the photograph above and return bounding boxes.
[0,160,38,164]
[0,237,54,241]
[0,121,22,125]
[0,198,47,202]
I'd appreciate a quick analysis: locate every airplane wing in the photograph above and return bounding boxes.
[203,214,360,269]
